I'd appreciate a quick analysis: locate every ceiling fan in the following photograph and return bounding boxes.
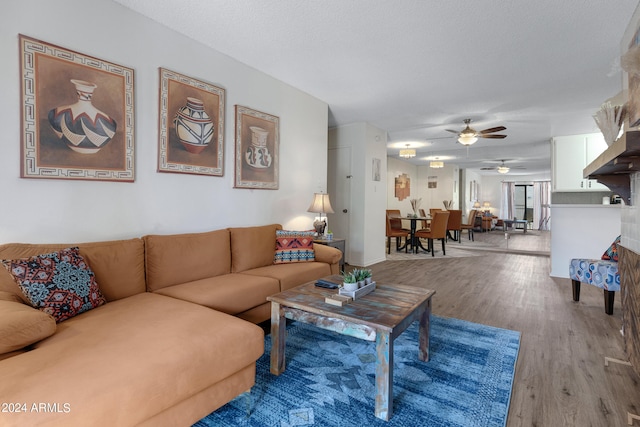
[480,160,525,174]
[445,119,507,145]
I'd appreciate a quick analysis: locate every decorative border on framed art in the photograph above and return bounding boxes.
[157,68,225,176]
[19,34,135,182]
[234,105,279,189]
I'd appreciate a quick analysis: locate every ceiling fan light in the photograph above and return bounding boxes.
[399,148,416,158]
[430,160,444,168]
[497,166,510,174]
[458,134,478,145]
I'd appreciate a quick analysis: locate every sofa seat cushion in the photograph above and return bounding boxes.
[153,273,280,315]
[0,292,263,427]
[569,258,620,291]
[241,262,332,291]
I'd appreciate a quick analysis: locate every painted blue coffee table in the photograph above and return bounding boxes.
[267,281,435,421]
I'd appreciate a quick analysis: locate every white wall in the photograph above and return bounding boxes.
[550,205,621,277]
[387,159,457,214]
[329,123,387,267]
[0,0,329,243]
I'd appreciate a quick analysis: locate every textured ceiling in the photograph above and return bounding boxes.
[113,0,639,176]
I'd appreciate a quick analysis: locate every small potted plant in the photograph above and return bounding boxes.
[362,268,373,285]
[341,271,358,291]
[353,268,368,288]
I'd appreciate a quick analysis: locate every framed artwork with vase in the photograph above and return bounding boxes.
[19,35,135,182]
[157,68,225,176]
[234,105,279,189]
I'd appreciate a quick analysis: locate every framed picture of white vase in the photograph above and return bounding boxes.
[234,105,279,189]
[157,68,225,176]
[19,35,135,182]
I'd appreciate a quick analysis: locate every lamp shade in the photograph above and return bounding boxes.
[430,160,444,168]
[483,202,491,209]
[307,193,335,214]
[497,166,510,174]
[473,201,481,208]
[458,134,478,145]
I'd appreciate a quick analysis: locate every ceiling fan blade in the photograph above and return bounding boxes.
[479,126,506,134]
[480,167,496,170]
[444,129,460,134]
[479,134,507,139]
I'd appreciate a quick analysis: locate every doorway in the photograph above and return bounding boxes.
[514,184,533,222]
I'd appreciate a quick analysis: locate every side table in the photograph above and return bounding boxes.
[313,238,345,271]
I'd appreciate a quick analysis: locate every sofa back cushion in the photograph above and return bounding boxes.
[144,229,231,292]
[0,239,145,303]
[229,224,281,273]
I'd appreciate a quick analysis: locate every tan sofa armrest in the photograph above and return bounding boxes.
[313,243,342,266]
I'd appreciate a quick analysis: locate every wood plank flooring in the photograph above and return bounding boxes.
[366,231,640,426]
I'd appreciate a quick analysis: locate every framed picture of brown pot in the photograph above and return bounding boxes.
[19,35,135,182]
[157,68,225,176]
[234,105,279,189]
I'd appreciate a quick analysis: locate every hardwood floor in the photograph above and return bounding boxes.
[367,231,640,426]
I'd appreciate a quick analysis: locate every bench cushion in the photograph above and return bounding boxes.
[569,258,620,291]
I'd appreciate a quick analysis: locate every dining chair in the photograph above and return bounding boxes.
[418,208,430,230]
[460,209,477,241]
[446,209,463,243]
[386,209,410,233]
[415,211,450,257]
[385,211,409,254]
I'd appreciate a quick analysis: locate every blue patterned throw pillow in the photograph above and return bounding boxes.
[274,230,316,264]
[1,247,106,323]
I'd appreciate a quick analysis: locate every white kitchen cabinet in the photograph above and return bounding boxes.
[552,133,609,191]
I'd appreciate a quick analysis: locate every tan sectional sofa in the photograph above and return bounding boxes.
[0,224,342,426]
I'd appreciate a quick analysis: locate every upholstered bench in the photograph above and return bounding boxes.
[569,236,621,315]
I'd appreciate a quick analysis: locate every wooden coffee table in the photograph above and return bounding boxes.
[267,281,435,421]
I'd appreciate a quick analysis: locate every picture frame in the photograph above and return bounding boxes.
[19,35,135,182]
[157,68,225,176]
[372,158,381,181]
[394,173,410,201]
[234,105,279,189]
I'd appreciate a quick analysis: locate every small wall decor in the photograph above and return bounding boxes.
[158,68,225,176]
[394,173,410,201]
[19,35,134,182]
[372,158,381,181]
[234,105,279,189]
[428,175,438,189]
[469,180,479,201]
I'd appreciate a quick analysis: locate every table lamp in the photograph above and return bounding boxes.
[307,193,335,236]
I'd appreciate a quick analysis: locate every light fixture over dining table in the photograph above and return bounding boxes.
[399,144,416,158]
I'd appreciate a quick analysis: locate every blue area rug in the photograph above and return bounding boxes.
[195,316,520,427]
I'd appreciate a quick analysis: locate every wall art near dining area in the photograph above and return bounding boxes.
[157,68,225,176]
[234,105,279,189]
[19,35,135,182]
[395,173,410,201]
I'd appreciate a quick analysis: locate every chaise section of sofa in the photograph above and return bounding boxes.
[0,238,264,426]
[0,292,263,427]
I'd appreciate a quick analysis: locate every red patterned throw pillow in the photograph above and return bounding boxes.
[274,230,315,264]
[0,247,106,322]
[601,235,621,262]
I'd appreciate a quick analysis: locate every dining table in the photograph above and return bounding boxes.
[389,214,431,254]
